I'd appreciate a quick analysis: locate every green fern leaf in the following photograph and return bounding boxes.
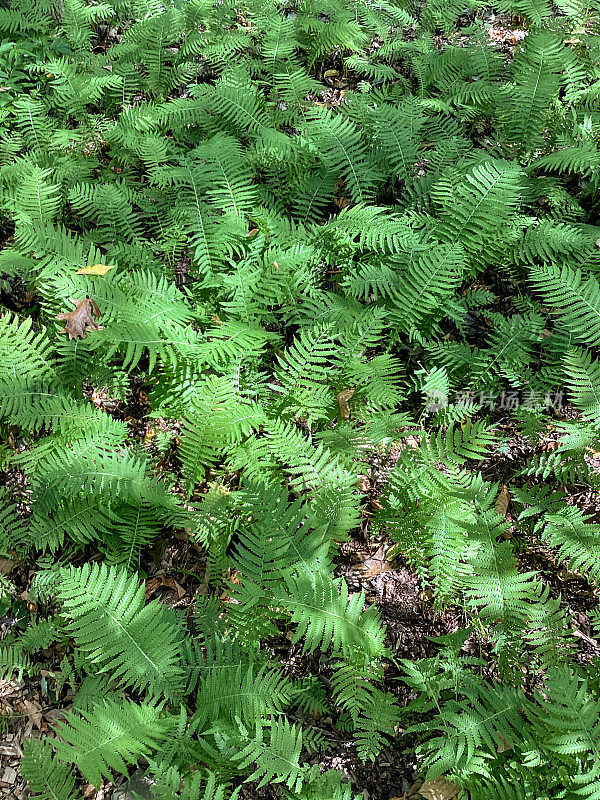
[58,562,185,698]
[529,262,600,347]
[21,740,76,800]
[52,698,175,788]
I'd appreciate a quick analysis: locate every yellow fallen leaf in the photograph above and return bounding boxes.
[76,263,115,276]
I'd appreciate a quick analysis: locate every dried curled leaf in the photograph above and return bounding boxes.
[56,297,102,340]
[75,263,115,276]
[495,485,510,517]
[337,387,355,419]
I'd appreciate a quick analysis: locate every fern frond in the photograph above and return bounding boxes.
[526,667,600,798]
[544,506,600,584]
[434,160,524,268]
[179,376,264,478]
[499,32,566,151]
[275,572,386,661]
[303,109,380,204]
[233,717,305,792]
[21,739,76,800]
[529,262,600,347]
[58,562,185,698]
[563,348,600,421]
[196,662,292,730]
[52,698,175,788]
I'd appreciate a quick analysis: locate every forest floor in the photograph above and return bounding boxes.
[1,378,599,800]
[2,509,599,800]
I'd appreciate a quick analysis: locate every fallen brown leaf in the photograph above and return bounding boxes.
[359,475,371,492]
[362,560,393,578]
[162,577,186,599]
[337,387,355,420]
[56,297,102,340]
[495,485,510,517]
[22,699,42,730]
[145,577,161,600]
[417,777,461,800]
[0,558,14,576]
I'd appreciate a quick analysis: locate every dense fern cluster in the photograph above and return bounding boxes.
[2,0,600,797]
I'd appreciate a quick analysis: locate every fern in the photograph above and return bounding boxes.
[275,572,387,661]
[499,32,567,152]
[543,507,600,584]
[0,641,31,681]
[6,1,600,797]
[563,348,600,421]
[413,681,526,779]
[434,160,524,268]
[179,376,264,478]
[463,512,542,630]
[526,667,600,798]
[21,740,77,800]
[58,562,186,698]
[52,698,175,788]
[150,769,241,800]
[233,718,305,792]
[303,109,380,204]
[529,262,600,347]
